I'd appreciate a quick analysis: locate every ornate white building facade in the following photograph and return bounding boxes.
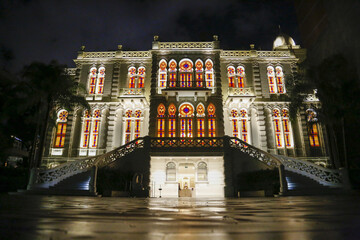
[41,35,329,197]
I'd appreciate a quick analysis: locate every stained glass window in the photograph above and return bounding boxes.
[230,109,238,138]
[208,104,216,137]
[138,67,145,88]
[125,110,132,143]
[134,110,141,139]
[168,60,177,88]
[168,104,176,137]
[236,66,245,88]
[282,109,292,147]
[157,104,165,137]
[267,66,277,94]
[195,59,204,87]
[197,104,205,137]
[82,110,91,148]
[90,110,101,148]
[54,110,68,148]
[306,109,320,147]
[97,67,105,94]
[240,109,248,143]
[205,59,214,88]
[179,59,193,87]
[179,103,194,138]
[276,66,285,93]
[159,60,167,88]
[273,109,283,147]
[228,66,235,87]
[88,67,97,94]
[128,67,136,88]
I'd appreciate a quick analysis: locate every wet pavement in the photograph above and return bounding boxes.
[1,194,360,239]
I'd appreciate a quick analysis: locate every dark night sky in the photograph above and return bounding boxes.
[0,0,300,70]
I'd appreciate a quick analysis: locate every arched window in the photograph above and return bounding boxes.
[282,109,293,147]
[168,60,177,88]
[197,162,208,181]
[196,104,205,137]
[179,59,193,87]
[82,110,92,148]
[179,103,194,138]
[228,66,236,87]
[195,59,204,87]
[128,67,136,88]
[54,110,68,148]
[168,104,176,137]
[208,103,216,137]
[306,109,320,147]
[239,109,250,143]
[88,67,97,94]
[90,110,101,148]
[158,60,167,89]
[273,109,283,147]
[205,59,214,89]
[134,110,142,139]
[157,104,165,137]
[138,67,145,88]
[275,66,285,93]
[267,66,276,94]
[97,67,105,94]
[166,162,176,181]
[273,108,293,148]
[124,110,132,143]
[236,66,245,88]
[230,109,239,138]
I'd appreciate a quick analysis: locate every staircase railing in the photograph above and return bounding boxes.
[28,138,145,189]
[275,155,344,187]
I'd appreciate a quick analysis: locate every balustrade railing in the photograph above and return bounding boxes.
[275,155,343,187]
[164,80,212,89]
[120,88,145,95]
[30,136,345,190]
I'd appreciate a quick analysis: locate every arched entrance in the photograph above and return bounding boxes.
[178,163,195,197]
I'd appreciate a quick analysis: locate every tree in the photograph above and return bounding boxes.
[288,54,360,169]
[20,61,89,168]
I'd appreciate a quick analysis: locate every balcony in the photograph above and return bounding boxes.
[228,87,254,96]
[120,88,145,96]
[160,80,213,101]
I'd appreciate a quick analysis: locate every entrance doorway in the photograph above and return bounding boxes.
[178,163,195,197]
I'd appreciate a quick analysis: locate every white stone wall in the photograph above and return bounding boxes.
[149,156,225,198]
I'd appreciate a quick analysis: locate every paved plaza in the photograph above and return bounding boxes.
[1,194,360,239]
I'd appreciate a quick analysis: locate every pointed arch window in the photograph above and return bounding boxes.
[97,67,105,94]
[228,66,236,87]
[268,66,276,94]
[196,104,205,137]
[168,104,176,137]
[158,60,167,89]
[82,110,92,148]
[157,104,166,138]
[306,109,320,147]
[239,109,250,143]
[276,66,285,93]
[124,110,132,143]
[168,60,177,88]
[236,66,245,88]
[134,110,142,139]
[273,108,293,148]
[230,109,239,138]
[179,59,193,88]
[205,59,214,88]
[128,67,136,88]
[81,109,101,154]
[138,67,145,88]
[91,110,101,148]
[54,110,68,148]
[208,103,216,137]
[88,67,97,94]
[179,103,194,138]
[195,59,204,87]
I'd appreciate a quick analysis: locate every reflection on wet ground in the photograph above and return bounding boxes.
[1,194,360,239]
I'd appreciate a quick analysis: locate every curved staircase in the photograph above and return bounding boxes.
[22,136,349,196]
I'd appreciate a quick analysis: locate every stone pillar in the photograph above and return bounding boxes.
[106,105,118,151]
[223,136,234,197]
[278,164,288,195]
[257,105,269,152]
